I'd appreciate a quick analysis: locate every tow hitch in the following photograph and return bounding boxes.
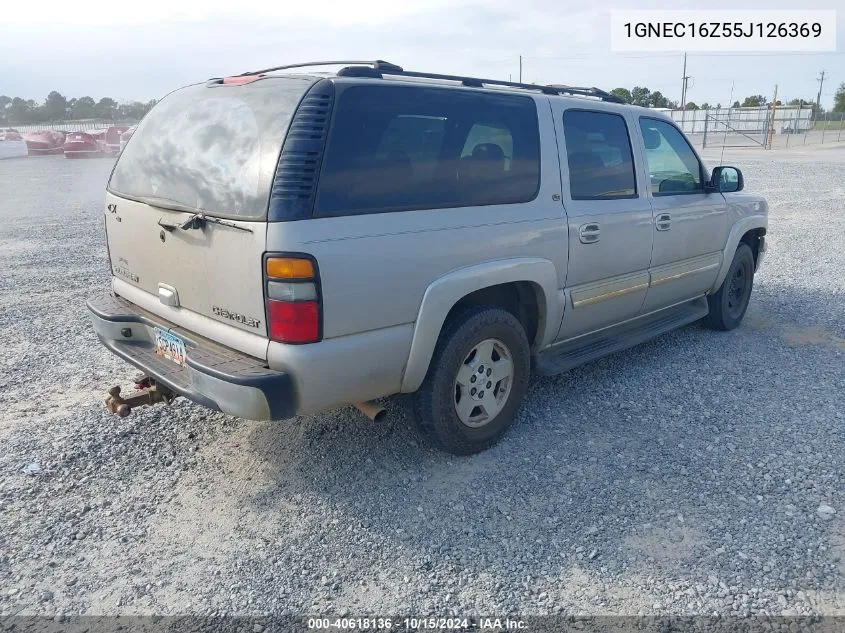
[105,377,177,417]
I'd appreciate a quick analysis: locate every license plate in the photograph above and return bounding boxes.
[154,328,186,367]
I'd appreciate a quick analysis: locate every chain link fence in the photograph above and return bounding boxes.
[8,120,137,133]
[664,106,844,150]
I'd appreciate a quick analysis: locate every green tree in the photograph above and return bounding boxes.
[833,83,845,113]
[43,91,68,120]
[94,97,118,119]
[71,96,96,119]
[8,97,36,123]
[630,86,651,107]
[610,87,632,104]
[0,95,10,123]
[649,91,670,108]
[741,95,766,107]
[700,102,711,110]
[732,100,741,108]
[685,102,699,110]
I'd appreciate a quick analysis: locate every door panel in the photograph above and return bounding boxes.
[551,104,654,342]
[645,251,722,309]
[636,117,728,311]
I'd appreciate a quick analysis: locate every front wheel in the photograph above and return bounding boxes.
[412,306,530,455]
[704,243,755,331]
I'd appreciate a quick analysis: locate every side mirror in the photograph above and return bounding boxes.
[709,166,744,193]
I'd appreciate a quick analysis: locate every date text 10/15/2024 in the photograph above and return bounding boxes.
[306,617,527,630]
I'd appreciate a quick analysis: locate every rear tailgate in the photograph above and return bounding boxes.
[104,75,318,359]
[105,192,269,336]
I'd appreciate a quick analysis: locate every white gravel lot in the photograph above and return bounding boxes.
[0,149,843,618]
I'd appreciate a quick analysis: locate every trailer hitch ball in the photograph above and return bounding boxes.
[106,386,132,417]
[105,382,174,417]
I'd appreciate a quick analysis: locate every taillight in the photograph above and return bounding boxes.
[264,255,321,344]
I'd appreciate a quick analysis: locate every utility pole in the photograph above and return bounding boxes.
[680,52,689,109]
[519,55,522,83]
[767,84,778,150]
[815,70,826,113]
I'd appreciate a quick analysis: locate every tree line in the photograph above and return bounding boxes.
[0,91,157,125]
[609,83,845,113]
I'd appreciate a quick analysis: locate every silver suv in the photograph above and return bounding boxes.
[89,60,768,454]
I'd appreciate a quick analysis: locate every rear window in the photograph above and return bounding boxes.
[563,110,637,200]
[108,77,314,219]
[315,85,540,217]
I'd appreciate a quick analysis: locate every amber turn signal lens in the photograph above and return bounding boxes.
[266,257,314,279]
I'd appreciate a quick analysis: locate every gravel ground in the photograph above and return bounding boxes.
[0,151,843,618]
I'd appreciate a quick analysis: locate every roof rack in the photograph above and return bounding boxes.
[240,60,403,76]
[240,60,623,103]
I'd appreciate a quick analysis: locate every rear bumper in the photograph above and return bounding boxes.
[87,293,295,421]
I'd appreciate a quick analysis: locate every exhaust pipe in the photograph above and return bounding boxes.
[353,400,386,422]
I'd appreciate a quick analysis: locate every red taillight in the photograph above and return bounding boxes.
[264,254,321,344]
[267,300,319,343]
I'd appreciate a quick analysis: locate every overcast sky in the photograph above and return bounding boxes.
[1,0,842,108]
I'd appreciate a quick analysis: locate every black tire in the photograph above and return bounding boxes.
[703,243,755,331]
[412,306,530,455]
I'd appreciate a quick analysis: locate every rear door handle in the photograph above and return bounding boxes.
[158,283,180,307]
[655,213,672,231]
[579,223,601,244]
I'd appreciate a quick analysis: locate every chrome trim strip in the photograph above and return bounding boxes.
[650,262,720,287]
[549,295,707,349]
[572,282,649,308]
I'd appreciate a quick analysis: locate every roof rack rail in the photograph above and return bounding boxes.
[239,60,622,103]
[545,84,623,103]
[240,60,403,77]
[346,67,624,103]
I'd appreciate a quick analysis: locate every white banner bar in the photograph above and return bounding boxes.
[610,10,837,52]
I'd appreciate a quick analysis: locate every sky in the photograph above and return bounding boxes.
[1,0,843,109]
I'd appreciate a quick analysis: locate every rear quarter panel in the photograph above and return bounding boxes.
[265,94,568,403]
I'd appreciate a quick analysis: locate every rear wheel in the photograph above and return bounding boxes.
[412,306,530,455]
[704,243,755,331]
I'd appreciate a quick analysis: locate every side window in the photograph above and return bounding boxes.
[562,110,637,200]
[638,118,702,194]
[375,115,446,181]
[461,123,514,169]
[315,86,540,217]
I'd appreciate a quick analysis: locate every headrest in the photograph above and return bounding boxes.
[471,143,505,161]
[642,127,662,150]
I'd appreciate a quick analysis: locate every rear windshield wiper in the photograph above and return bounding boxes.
[179,213,253,233]
[135,195,253,234]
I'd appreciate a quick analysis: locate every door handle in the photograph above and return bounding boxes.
[158,283,180,307]
[655,213,672,231]
[579,223,601,244]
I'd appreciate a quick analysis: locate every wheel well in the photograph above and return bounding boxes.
[740,228,766,265]
[444,282,542,348]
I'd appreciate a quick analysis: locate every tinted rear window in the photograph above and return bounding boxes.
[109,77,314,219]
[315,85,540,217]
[563,110,637,200]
